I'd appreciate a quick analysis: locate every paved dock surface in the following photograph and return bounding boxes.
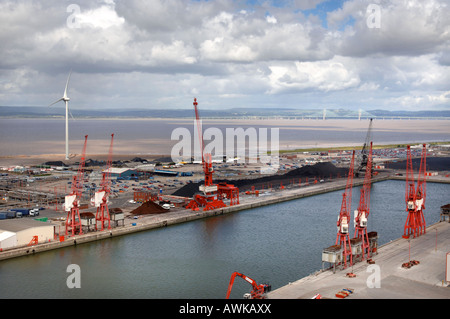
[1,174,381,260]
[268,221,450,299]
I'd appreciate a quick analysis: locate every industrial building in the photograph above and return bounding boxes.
[0,219,55,250]
[106,167,138,179]
[88,166,139,181]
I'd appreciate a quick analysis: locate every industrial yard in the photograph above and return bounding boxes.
[0,138,449,301]
[1,107,449,299]
[0,141,449,255]
[2,0,450,303]
[268,220,450,299]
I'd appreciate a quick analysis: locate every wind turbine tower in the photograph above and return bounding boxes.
[50,71,72,160]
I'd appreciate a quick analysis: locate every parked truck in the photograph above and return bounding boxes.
[11,207,40,217]
[29,208,40,216]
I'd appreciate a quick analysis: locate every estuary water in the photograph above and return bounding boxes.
[0,118,449,156]
[0,180,448,299]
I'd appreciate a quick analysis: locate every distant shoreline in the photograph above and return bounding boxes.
[1,141,449,167]
[1,104,450,120]
[1,116,450,121]
[1,118,449,165]
[278,140,450,154]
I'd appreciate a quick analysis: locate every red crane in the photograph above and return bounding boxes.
[193,98,213,187]
[225,272,271,299]
[354,142,373,260]
[65,135,88,236]
[403,145,419,238]
[95,133,114,231]
[186,98,238,211]
[404,144,427,238]
[336,150,355,269]
[415,143,427,236]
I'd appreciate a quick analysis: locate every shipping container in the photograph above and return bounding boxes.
[6,211,16,219]
[11,208,30,216]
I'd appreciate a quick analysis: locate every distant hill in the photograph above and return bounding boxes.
[0,106,449,119]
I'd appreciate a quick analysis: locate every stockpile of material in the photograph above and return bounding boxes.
[387,156,450,171]
[172,162,349,198]
[130,200,168,215]
[285,162,348,178]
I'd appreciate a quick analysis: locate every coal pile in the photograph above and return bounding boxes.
[131,157,148,163]
[172,182,203,198]
[285,162,348,179]
[85,159,106,167]
[130,200,168,215]
[172,162,349,198]
[387,157,450,171]
[43,161,67,167]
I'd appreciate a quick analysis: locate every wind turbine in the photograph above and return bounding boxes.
[49,71,74,160]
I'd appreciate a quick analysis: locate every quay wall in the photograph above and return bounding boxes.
[1,174,448,261]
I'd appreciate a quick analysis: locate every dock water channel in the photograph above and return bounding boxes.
[0,180,449,299]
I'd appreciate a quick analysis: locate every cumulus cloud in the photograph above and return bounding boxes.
[329,0,450,58]
[267,57,360,93]
[0,0,449,111]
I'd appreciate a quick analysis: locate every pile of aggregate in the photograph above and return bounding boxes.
[387,157,450,171]
[130,200,168,215]
[43,161,67,167]
[172,162,349,198]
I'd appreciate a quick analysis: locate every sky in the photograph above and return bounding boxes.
[0,0,449,112]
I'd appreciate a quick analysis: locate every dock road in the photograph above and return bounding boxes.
[268,221,450,299]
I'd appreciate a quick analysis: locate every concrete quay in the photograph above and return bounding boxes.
[268,221,450,299]
[0,174,388,261]
[0,173,446,263]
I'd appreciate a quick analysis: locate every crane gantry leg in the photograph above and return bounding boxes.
[415,143,427,237]
[354,142,373,261]
[336,150,355,269]
[403,145,422,239]
[95,134,114,231]
[65,135,88,236]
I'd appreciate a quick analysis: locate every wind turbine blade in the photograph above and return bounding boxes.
[63,70,72,98]
[68,105,75,120]
[49,98,63,107]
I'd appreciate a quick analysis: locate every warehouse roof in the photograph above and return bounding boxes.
[103,167,134,174]
[0,231,15,241]
[0,219,55,233]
